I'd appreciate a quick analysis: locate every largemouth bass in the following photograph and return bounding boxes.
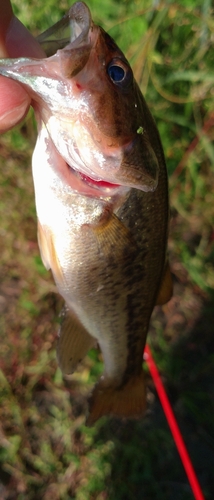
[0,2,172,424]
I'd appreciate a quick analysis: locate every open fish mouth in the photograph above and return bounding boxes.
[37,1,93,56]
[0,1,159,193]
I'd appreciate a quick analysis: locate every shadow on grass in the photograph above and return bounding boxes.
[92,296,214,500]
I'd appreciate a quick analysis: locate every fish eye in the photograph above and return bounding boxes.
[107,59,132,87]
[108,64,125,83]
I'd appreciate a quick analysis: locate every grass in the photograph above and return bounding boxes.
[0,0,214,499]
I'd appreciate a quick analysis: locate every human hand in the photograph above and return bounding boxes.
[0,0,45,132]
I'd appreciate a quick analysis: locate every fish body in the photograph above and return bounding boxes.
[0,2,172,424]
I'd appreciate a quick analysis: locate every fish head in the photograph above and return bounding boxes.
[0,2,159,192]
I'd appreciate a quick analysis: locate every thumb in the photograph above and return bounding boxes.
[0,7,45,132]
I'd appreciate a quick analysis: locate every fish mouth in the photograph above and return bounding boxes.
[0,0,158,195]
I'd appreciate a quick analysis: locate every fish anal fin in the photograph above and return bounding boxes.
[57,307,96,375]
[87,372,146,426]
[156,261,173,306]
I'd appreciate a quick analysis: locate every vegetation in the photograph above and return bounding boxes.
[0,0,214,498]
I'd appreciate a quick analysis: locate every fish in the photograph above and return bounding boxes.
[0,2,172,425]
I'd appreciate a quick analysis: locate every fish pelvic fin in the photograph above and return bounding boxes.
[37,220,51,271]
[156,260,173,306]
[87,372,146,426]
[57,307,95,374]
[37,221,63,284]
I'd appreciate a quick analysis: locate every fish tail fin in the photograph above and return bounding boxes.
[87,372,146,426]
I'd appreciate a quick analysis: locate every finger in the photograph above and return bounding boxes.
[0,76,30,132]
[5,16,45,58]
[0,3,45,131]
[0,0,13,56]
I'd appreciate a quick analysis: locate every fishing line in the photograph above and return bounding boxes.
[144,344,205,500]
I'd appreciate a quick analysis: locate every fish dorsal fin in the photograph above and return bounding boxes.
[57,307,96,375]
[156,261,173,306]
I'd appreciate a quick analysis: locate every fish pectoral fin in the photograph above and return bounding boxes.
[90,212,137,260]
[57,307,96,375]
[156,261,173,306]
[86,372,146,426]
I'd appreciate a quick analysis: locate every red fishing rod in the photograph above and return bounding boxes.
[144,344,205,500]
